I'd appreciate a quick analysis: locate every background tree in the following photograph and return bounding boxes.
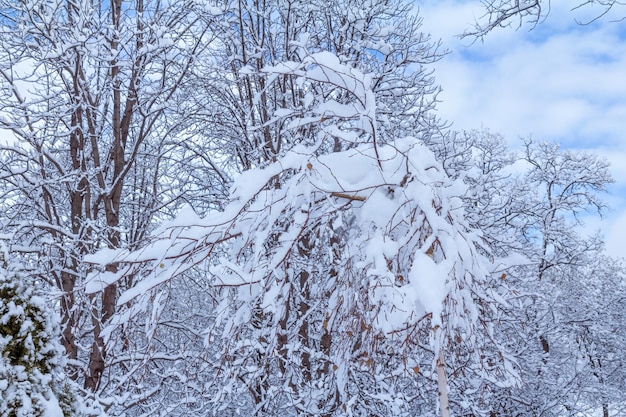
[453,130,624,416]
[0,0,220,413]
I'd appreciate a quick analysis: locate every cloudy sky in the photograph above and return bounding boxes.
[418,0,626,259]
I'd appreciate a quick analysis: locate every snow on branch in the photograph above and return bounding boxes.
[86,137,493,351]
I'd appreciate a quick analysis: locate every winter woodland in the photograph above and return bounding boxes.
[0,0,624,416]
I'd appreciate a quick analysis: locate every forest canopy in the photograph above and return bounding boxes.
[0,0,623,416]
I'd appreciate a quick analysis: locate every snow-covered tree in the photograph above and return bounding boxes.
[85,3,516,415]
[453,130,624,416]
[0,0,221,412]
[0,261,95,417]
[1,0,623,415]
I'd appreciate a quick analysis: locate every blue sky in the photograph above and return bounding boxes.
[418,0,626,259]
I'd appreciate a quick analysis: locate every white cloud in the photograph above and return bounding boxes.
[432,26,626,144]
[604,209,626,260]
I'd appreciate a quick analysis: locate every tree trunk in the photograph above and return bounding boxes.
[437,349,451,417]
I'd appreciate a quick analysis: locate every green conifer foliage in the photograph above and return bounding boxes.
[0,270,85,417]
